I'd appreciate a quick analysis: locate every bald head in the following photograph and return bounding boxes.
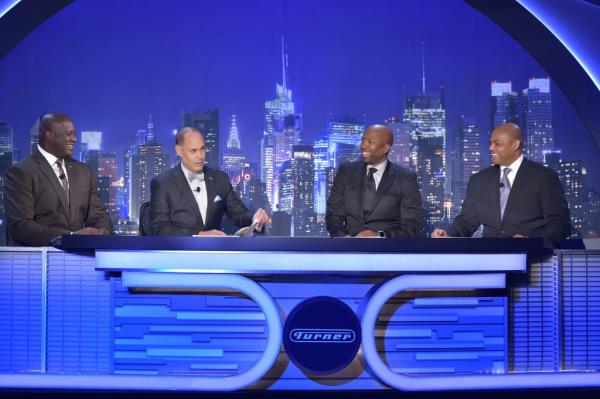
[366,124,393,145]
[38,112,77,159]
[489,123,523,166]
[360,124,393,165]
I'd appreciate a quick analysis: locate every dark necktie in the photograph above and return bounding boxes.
[55,159,69,205]
[363,167,377,216]
[500,167,512,220]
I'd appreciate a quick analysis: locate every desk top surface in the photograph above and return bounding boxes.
[56,235,548,254]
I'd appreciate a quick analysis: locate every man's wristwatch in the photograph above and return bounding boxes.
[378,231,386,238]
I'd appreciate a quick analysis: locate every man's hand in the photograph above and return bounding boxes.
[431,229,448,238]
[74,227,109,235]
[252,208,270,227]
[195,229,227,237]
[355,229,379,237]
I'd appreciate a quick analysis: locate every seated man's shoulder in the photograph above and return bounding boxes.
[338,160,362,174]
[391,163,416,178]
[153,167,177,184]
[205,166,231,183]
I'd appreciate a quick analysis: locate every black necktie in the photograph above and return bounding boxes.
[363,167,377,216]
[56,159,69,205]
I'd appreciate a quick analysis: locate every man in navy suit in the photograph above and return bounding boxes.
[326,124,422,238]
[5,112,112,246]
[150,127,268,236]
[432,123,570,247]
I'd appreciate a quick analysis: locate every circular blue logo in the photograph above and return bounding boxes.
[283,296,361,375]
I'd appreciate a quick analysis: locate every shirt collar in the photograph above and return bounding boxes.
[37,144,60,167]
[180,162,204,181]
[367,158,388,174]
[502,153,524,174]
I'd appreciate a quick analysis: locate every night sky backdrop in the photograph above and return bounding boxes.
[0,0,598,188]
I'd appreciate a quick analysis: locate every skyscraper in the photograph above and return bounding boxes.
[182,109,219,168]
[98,152,118,222]
[313,138,329,214]
[523,78,554,163]
[386,116,411,169]
[0,121,14,244]
[128,118,170,221]
[490,81,519,129]
[292,145,315,237]
[261,37,299,209]
[403,89,446,232]
[544,151,584,238]
[327,114,365,167]
[0,121,13,154]
[222,113,246,185]
[450,116,480,217]
[235,164,270,214]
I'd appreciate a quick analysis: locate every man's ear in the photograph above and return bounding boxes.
[384,143,391,155]
[513,139,522,151]
[175,145,183,157]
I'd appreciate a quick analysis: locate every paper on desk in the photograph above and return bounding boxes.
[233,220,259,237]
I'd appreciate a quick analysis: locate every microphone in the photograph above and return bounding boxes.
[194,186,201,193]
[499,182,504,189]
[59,173,66,180]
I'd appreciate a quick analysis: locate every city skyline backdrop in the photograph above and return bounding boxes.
[1,0,599,238]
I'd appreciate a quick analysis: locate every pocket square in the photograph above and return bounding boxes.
[213,195,222,203]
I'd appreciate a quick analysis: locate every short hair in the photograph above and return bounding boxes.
[175,126,202,145]
[38,112,72,145]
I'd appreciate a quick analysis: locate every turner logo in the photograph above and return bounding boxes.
[283,296,361,375]
[290,329,355,343]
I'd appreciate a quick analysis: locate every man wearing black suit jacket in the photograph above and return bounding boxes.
[150,127,269,236]
[432,123,570,247]
[326,124,422,238]
[5,112,112,246]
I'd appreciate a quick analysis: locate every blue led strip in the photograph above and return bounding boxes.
[361,273,600,390]
[517,0,600,91]
[0,0,21,19]
[95,250,526,273]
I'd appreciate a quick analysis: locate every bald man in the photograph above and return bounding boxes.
[326,124,422,238]
[5,112,112,246]
[432,123,570,247]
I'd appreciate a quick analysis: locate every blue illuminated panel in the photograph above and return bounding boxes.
[383,296,506,374]
[0,250,43,373]
[561,251,600,371]
[46,251,112,374]
[509,256,560,371]
[112,277,268,376]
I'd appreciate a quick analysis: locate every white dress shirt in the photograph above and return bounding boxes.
[500,154,524,188]
[181,163,207,224]
[38,144,69,185]
[366,159,388,190]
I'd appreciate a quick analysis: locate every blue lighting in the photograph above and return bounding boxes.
[517,0,600,92]
[95,250,527,273]
[0,0,20,19]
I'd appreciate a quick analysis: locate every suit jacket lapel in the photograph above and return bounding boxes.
[175,166,204,229]
[203,167,216,228]
[33,150,70,223]
[358,163,367,223]
[365,162,394,219]
[501,158,533,226]
[65,160,79,225]
[491,165,502,227]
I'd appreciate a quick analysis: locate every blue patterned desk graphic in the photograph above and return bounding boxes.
[1,237,599,392]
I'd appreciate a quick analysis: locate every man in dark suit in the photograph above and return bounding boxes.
[432,123,570,247]
[150,127,269,236]
[5,112,112,246]
[326,124,422,238]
